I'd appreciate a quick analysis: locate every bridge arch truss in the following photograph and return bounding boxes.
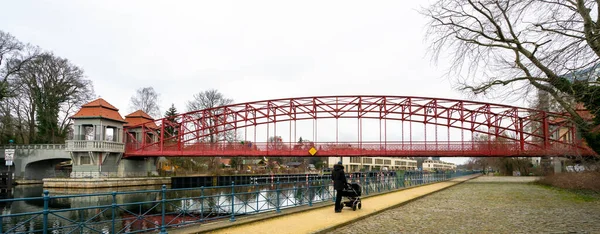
[124,96,595,157]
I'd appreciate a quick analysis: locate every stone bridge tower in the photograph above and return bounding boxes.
[66,98,157,178]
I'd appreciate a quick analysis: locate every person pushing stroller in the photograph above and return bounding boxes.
[331,161,347,213]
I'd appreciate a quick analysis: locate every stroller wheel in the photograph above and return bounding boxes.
[358,203,362,209]
[352,204,357,211]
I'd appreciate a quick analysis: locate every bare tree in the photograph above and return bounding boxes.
[186,89,235,143]
[17,52,94,144]
[0,101,15,143]
[129,87,161,118]
[186,89,235,174]
[423,0,600,154]
[0,31,37,102]
[5,80,36,143]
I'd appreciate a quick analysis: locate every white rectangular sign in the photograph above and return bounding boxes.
[5,149,15,161]
[5,160,12,166]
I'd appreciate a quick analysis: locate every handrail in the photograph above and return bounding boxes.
[0,170,479,233]
[0,144,66,150]
[65,140,125,152]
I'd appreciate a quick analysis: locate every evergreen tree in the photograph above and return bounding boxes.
[164,104,178,137]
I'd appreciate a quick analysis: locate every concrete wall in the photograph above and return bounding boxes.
[119,157,158,177]
[2,144,159,179]
[43,177,170,188]
[1,145,70,179]
[70,151,157,178]
[24,159,69,180]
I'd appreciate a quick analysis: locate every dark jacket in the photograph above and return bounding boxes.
[331,164,347,190]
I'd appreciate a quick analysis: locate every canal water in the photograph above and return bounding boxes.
[0,179,344,233]
[0,171,414,233]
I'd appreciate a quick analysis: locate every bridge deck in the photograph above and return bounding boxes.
[171,174,479,234]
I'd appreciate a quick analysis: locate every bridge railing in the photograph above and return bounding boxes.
[66,140,125,152]
[125,140,591,157]
[0,170,479,233]
[0,144,66,150]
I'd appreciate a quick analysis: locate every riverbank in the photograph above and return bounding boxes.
[43,177,171,188]
[329,176,600,233]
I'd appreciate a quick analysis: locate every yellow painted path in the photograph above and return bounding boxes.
[172,175,479,234]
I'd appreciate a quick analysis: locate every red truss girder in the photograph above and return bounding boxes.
[123,95,597,157]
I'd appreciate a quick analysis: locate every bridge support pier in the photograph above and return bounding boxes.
[70,152,158,178]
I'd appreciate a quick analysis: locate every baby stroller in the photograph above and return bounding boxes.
[341,183,362,211]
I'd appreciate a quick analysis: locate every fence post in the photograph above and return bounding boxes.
[160,185,167,234]
[377,174,381,193]
[276,180,281,213]
[388,174,392,191]
[111,192,117,234]
[200,187,204,220]
[230,181,236,222]
[331,179,336,202]
[365,176,369,195]
[308,177,312,207]
[43,190,49,234]
[256,184,260,213]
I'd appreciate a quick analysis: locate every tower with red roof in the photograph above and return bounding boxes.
[65,98,158,178]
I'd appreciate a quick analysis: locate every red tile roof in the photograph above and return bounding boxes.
[549,103,595,125]
[124,110,159,129]
[81,98,119,111]
[220,159,231,165]
[575,103,594,121]
[71,98,126,122]
[125,110,154,119]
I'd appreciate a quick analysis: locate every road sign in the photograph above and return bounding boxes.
[308,147,317,156]
[5,149,15,161]
[5,160,12,166]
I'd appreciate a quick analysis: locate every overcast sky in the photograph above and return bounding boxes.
[0,0,522,165]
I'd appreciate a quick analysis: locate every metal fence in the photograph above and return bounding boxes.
[0,170,478,233]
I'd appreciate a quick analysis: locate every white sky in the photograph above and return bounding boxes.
[0,0,525,165]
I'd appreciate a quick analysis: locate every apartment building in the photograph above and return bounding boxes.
[422,159,456,171]
[327,157,417,172]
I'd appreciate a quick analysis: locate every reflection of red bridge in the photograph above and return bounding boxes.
[123,96,597,157]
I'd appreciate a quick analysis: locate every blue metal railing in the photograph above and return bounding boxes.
[0,170,478,233]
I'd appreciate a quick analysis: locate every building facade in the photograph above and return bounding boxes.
[422,159,456,171]
[327,157,417,172]
[65,99,159,178]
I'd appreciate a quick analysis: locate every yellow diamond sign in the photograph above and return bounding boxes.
[308,147,317,156]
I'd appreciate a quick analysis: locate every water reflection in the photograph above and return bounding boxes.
[0,180,344,233]
[173,180,338,218]
[0,172,464,233]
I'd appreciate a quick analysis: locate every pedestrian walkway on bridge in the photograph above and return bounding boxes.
[172,174,480,234]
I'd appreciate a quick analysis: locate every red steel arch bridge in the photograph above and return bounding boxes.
[123,96,596,157]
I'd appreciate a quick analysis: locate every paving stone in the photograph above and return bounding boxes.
[328,176,600,234]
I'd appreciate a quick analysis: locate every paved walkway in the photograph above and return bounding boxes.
[171,174,479,234]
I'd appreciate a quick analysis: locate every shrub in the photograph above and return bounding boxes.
[537,172,600,192]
